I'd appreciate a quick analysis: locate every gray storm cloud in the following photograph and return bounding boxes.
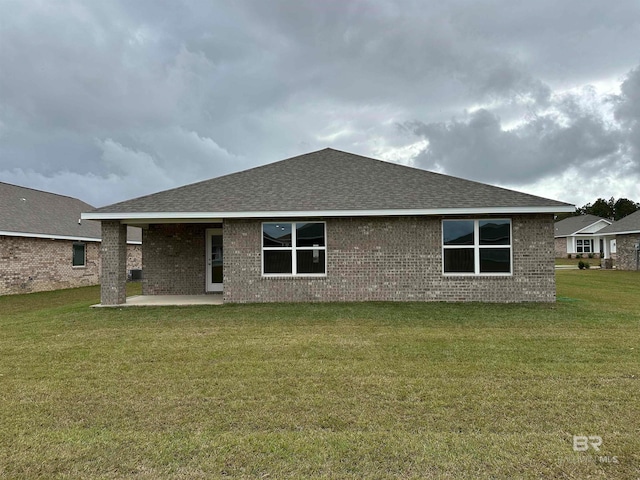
[0,0,639,206]
[408,93,625,185]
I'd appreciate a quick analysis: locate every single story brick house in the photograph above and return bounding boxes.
[0,182,142,295]
[553,214,613,258]
[83,148,574,305]
[598,210,640,270]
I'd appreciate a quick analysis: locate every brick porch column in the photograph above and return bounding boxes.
[101,221,127,305]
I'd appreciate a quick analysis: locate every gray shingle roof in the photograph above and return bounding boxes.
[554,214,610,237]
[0,182,102,240]
[0,182,141,242]
[89,148,573,216]
[598,210,640,234]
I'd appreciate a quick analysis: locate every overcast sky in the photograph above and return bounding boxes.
[1,1,639,208]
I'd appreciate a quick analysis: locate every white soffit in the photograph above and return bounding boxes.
[82,205,575,222]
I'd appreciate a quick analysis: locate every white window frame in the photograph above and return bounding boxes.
[577,238,593,253]
[442,219,513,276]
[262,221,327,277]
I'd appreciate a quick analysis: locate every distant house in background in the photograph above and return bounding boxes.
[0,182,142,295]
[554,214,613,258]
[598,210,640,270]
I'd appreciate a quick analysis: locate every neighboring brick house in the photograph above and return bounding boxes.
[553,214,613,258]
[598,210,640,270]
[0,182,142,295]
[83,148,574,305]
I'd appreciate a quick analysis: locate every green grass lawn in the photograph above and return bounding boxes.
[0,272,638,479]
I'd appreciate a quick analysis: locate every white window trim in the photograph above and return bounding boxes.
[442,219,513,276]
[576,238,594,253]
[262,221,327,277]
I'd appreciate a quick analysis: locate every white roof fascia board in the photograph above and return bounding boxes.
[0,230,141,244]
[564,232,599,237]
[601,229,640,236]
[0,230,101,242]
[83,205,574,221]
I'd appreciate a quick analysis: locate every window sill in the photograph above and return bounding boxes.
[72,266,87,269]
[443,273,512,277]
[262,274,327,279]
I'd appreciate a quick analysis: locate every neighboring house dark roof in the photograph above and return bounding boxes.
[599,210,640,235]
[0,182,141,242]
[554,214,610,237]
[0,182,102,240]
[86,148,573,219]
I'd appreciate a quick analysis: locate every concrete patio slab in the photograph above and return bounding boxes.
[92,294,223,307]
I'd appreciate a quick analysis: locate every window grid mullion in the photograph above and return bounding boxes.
[291,223,297,275]
[474,220,480,274]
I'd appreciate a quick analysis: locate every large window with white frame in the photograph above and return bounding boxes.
[576,239,593,253]
[262,222,326,276]
[442,219,512,275]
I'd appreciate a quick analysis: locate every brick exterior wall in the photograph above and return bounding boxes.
[0,235,100,295]
[100,221,128,305]
[554,237,567,258]
[142,224,209,295]
[127,244,142,272]
[1,231,141,297]
[615,234,640,270]
[220,214,556,303]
